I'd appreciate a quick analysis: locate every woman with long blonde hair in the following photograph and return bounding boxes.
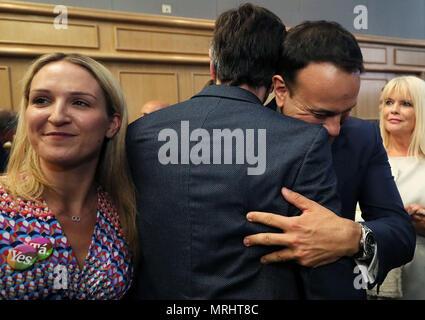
[0,52,137,299]
[370,75,425,299]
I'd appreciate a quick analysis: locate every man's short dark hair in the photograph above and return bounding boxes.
[278,20,364,94]
[211,3,286,89]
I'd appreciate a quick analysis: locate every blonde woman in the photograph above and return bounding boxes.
[371,76,425,299]
[0,53,137,299]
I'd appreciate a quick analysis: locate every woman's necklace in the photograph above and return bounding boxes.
[43,186,98,223]
[70,196,98,222]
[71,215,83,222]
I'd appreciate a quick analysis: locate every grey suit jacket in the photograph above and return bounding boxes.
[126,85,363,299]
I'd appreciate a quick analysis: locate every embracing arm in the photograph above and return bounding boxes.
[244,187,361,267]
[244,126,361,268]
[273,126,364,298]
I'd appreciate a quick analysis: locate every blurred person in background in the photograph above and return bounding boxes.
[0,109,17,172]
[139,100,170,117]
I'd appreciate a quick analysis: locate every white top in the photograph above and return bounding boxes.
[388,156,425,299]
[389,156,425,214]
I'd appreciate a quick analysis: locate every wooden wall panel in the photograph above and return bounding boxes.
[119,71,179,123]
[0,17,99,48]
[3,58,34,113]
[192,73,212,95]
[0,1,213,122]
[0,2,213,64]
[361,46,387,64]
[395,48,425,67]
[354,76,387,120]
[0,66,12,109]
[115,26,211,55]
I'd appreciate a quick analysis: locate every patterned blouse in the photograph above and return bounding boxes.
[0,184,133,299]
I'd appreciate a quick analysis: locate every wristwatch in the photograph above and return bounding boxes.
[354,223,376,261]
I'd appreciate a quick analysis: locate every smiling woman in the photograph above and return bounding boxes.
[0,53,137,300]
[26,60,120,170]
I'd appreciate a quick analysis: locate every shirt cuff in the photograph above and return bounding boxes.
[355,245,378,288]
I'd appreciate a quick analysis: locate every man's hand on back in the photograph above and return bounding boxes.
[244,187,362,267]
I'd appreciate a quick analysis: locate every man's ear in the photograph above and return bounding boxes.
[210,61,217,80]
[272,75,289,107]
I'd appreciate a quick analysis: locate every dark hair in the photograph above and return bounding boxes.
[0,109,17,144]
[211,3,286,89]
[278,20,364,94]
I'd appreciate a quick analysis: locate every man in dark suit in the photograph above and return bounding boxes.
[127,5,362,299]
[244,21,415,290]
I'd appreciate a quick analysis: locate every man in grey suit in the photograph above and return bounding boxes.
[126,3,362,299]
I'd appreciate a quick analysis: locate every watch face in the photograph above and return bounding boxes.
[364,233,376,256]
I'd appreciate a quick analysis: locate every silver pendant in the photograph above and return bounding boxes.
[71,216,81,222]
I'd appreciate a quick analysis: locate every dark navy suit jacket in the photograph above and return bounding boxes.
[127,85,365,299]
[332,116,415,285]
[267,98,415,286]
